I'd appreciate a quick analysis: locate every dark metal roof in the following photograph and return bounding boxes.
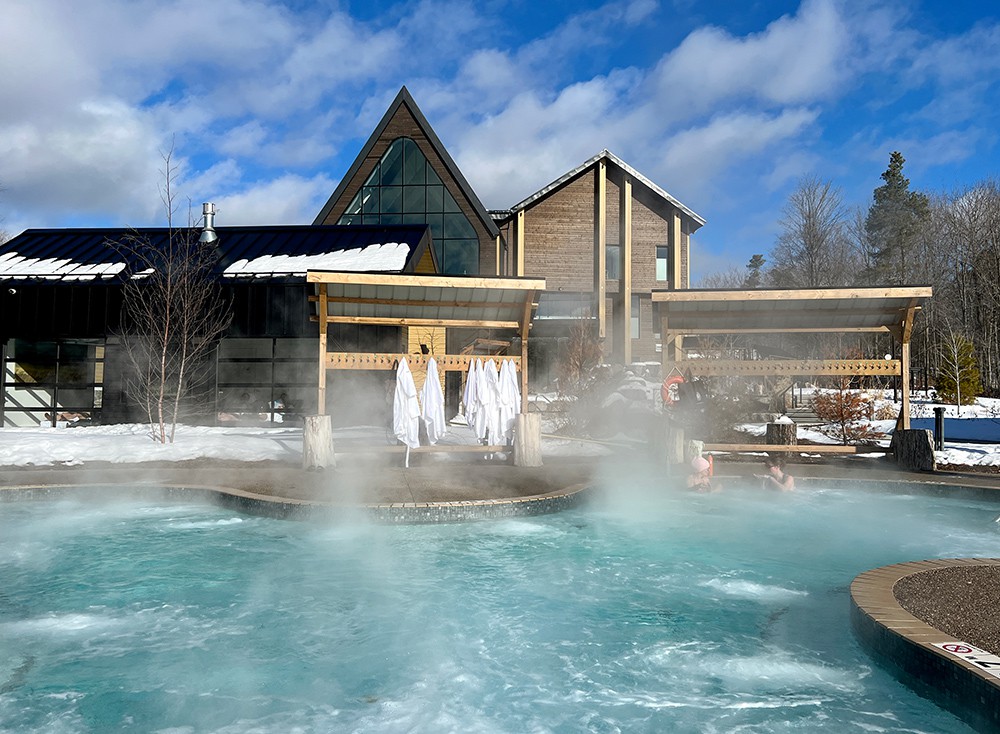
[0,224,432,282]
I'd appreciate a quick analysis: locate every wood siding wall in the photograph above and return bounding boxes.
[316,105,496,276]
[520,172,597,292]
[515,160,688,364]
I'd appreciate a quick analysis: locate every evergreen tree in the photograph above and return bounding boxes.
[864,152,930,284]
[744,254,765,288]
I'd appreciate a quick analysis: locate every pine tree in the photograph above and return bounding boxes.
[744,254,765,288]
[865,152,930,285]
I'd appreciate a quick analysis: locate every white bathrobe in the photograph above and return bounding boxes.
[392,358,421,450]
[420,357,447,445]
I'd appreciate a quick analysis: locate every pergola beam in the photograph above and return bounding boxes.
[675,358,902,377]
[309,270,544,418]
[656,286,932,432]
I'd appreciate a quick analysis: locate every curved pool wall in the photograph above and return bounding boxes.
[852,559,1000,734]
[4,474,1000,732]
[1,482,590,523]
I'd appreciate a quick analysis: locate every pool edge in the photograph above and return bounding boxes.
[851,558,1000,734]
[0,482,593,523]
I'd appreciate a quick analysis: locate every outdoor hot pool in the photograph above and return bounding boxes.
[2,474,998,732]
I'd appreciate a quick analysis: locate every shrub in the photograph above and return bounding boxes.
[812,385,880,445]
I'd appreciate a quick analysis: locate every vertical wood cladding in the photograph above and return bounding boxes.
[521,172,598,291]
[317,104,496,276]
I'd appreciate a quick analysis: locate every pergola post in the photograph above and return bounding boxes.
[621,175,633,365]
[317,283,328,415]
[595,160,607,339]
[520,289,535,415]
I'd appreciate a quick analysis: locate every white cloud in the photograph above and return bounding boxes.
[659,109,818,198]
[0,100,166,224]
[211,174,336,225]
[650,0,847,117]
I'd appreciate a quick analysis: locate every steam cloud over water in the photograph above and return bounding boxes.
[0,476,995,732]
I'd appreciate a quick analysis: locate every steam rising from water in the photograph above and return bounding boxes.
[1,474,995,732]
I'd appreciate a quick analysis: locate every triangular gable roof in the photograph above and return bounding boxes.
[313,86,499,238]
[509,150,706,229]
[0,225,436,282]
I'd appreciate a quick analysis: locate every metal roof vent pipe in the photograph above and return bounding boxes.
[199,202,218,244]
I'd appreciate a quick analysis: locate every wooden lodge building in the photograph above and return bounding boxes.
[0,86,929,430]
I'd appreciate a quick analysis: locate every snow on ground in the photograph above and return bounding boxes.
[0,416,614,468]
[0,392,998,470]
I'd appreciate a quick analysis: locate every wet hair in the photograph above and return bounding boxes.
[764,456,786,470]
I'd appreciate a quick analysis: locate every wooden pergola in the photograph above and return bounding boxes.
[653,286,933,433]
[307,271,544,415]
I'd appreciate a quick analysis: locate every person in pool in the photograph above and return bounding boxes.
[686,456,717,492]
[757,456,795,491]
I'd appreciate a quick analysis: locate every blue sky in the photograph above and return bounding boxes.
[2,0,999,282]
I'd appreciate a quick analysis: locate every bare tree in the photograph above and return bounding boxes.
[111,149,231,443]
[770,176,855,287]
[936,325,981,415]
[0,182,9,244]
[697,266,745,288]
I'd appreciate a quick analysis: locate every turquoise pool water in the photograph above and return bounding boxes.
[2,475,998,733]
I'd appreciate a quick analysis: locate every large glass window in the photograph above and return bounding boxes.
[606,244,621,280]
[656,246,670,282]
[631,295,641,339]
[3,339,103,426]
[339,137,480,275]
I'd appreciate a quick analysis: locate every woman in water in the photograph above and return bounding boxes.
[758,456,794,491]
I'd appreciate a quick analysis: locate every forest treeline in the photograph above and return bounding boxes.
[701,152,996,398]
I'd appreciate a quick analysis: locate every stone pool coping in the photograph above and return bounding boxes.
[0,480,593,523]
[851,558,1000,734]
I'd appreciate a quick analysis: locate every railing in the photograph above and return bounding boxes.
[674,359,900,377]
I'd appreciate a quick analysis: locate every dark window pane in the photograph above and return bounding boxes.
[403,139,425,185]
[444,212,476,239]
[425,213,443,239]
[403,186,424,213]
[443,189,461,213]
[362,187,379,214]
[444,239,479,275]
[341,191,363,216]
[380,213,401,225]
[380,140,403,186]
[381,185,402,213]
[402,213,425,225]
[426,185,444,212]
[362,215,380,225]
[426,164,442,186]
[363,162,380,187]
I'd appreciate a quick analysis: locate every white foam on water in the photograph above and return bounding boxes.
[643,641,861,695]
[484,518,564,537]
[167,518,245,530]
[2,611,121,635]
[700,577,809,602]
